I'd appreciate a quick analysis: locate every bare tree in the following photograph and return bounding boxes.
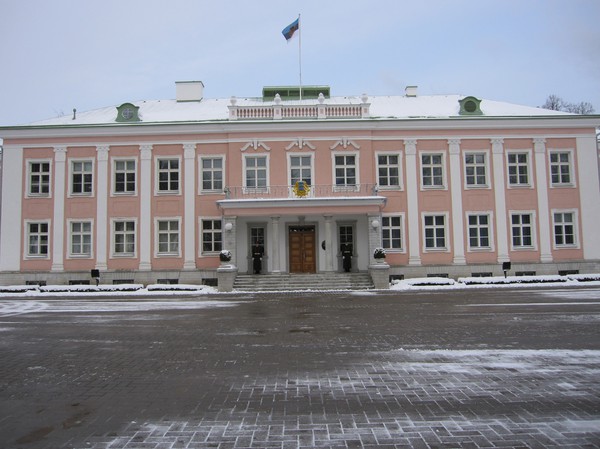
[541,95,595,114]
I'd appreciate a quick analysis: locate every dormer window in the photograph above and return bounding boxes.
[116,103,140,122]
[459,96,483,116]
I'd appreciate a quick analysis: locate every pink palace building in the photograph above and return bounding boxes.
[1,81,599,289]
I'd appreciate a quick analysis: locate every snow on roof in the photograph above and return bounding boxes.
[23,94,569,127]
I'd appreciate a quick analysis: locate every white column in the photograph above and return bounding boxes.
[183,143,196,270]
[223,216,237,264]
[533,138,553,262]
[51,147,67,272]
[270,216,281,273]
[324,215,334,271]
[0,145,23,271]
[576,136,600,259]
[368,214,382,264]
[139,144,153,270]
[491,138,509,262]
[448,139,466,264]
[404,139,421,265]
[95,145,109,270]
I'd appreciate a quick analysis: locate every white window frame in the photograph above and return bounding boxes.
[332,152,360,192]
[199,156,226,194]
[26,159,52,198]
[506,150,532,188]
[463,151,489,189]
[68,219,94,258]
[376,152,403,190]
[111,218,137,258]
[420,152,446,189]
[466,212,494,252]
[155,217,181,257]
[381,214,405,253]
[422,212,450,252]
[112,157,137,196]
[155,156,181,195]
[552,209,579,249]
[24,220,51,259]
[199,218,223,256]
[243,154,269,193]
[509,211,537,250]
[549,149,576,188]
[69,159,94,197]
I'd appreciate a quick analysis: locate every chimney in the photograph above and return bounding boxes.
[176,81,204,102]
[405,85,418,97]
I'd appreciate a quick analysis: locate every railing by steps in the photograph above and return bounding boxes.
[233,272,375,292]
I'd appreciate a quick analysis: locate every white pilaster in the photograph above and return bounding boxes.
[183,143,196,270]
[0,145,23,271]
[491,139,509,262]
[51,147,67,272]
[448,139,466,265]
[95,145,109,270]
[139,144,153,270]
[576,136,600,259]
[324,215,334,271]
[404,139,421,265]
[533,138,553,262]
[270,216,281,273]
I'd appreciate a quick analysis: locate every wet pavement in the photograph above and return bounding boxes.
[0,287,599,448]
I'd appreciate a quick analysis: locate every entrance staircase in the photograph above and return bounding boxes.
[233,272,374,292]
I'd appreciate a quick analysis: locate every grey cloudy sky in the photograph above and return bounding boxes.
[1,0,599,127]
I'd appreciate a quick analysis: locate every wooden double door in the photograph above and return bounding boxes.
[289,225,316,273]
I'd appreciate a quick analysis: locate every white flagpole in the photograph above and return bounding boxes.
[298,13,302,101]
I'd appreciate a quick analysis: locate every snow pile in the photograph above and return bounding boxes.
[391,274,600,290]
[0,283,218,297]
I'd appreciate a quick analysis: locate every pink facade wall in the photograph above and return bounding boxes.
[12,124,594,274]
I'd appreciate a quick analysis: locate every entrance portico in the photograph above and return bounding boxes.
[217,193,386,274]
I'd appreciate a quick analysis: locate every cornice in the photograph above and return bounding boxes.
[2,115,599,142]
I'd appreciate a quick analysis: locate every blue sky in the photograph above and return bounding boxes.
[1,0,599,126]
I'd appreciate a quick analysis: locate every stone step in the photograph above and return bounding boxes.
[233,273,374,291]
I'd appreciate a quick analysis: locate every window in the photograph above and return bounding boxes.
[290,155,312,186]
[201,219,222,254]
[113,220,136,256]
[157,158,180,193]
[334,154,357,188]
[377,154,401,189]
[70,221,92,257]
[382,215,403,251]
[550,152,573,186]
[511,213,534,248]
[553,211,577,247]
[71,160,93,195]
[114,159,136,194]
[421,154,444,187]
[157,219,180,255]
[339,224,354,252]
[464,153,487,187]
[507,152,530,186]
[28,161,51,196]
[467,214,491,249]
[201,157,224,192]
[26,222,49,257]
[244,156,268,190]
[423,215,446,249]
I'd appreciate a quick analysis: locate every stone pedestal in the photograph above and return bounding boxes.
[217,264,238,292]
[369,262,390,289]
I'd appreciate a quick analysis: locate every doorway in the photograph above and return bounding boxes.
[289,225,316,273]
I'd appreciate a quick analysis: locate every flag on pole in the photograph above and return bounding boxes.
[282,17,299,41]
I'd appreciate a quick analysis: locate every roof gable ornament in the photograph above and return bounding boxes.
[285,138,316,151]
[240,139,271,152]
[459,96,483,116]
[116,103,141,122]
[330,138,360,151]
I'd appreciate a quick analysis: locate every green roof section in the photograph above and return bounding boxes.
[262,85,330,101]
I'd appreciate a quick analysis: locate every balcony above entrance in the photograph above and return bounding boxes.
[217,184,386,215]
